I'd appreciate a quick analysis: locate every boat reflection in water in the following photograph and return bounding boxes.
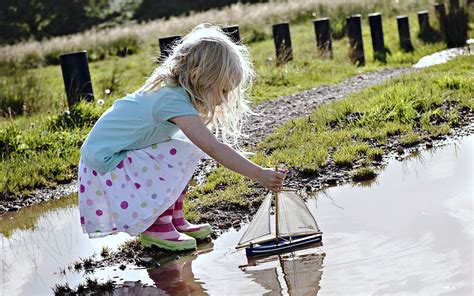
[240,242,325,295]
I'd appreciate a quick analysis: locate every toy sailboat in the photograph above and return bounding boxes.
[236,188,322,256]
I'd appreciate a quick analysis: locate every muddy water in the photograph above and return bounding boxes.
[0,195,131,296]
[1,135,472,295]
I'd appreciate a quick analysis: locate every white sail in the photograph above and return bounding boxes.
[277,190,320,237]
[237,189,321,248]
[238,193,273,246]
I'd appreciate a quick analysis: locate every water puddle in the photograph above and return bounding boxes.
[1,135,472,295]
[413,39,473,68]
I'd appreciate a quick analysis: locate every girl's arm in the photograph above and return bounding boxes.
[170,115,286,192]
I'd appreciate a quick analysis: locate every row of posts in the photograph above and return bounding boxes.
[59,1,465,108]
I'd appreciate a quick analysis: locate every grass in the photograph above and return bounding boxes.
[185,55,473,221]
[0,0,471,200]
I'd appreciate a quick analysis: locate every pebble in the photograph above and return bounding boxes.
[396,146,405,154]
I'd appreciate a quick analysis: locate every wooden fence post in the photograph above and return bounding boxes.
[417,10,431,40]
[368,12,386,62]
[272,22,293,64]
[159,35,182,61]
[434,3,447,35]
[222,25,241,43]
[346,14,365,66]
[449,0,460,10]
[397,16,414,52]
[59,51,94,109]
[314,17,333,58]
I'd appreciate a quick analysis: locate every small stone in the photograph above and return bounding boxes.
[139,257,152,264]
[119,264,126,270]
[232,220,241,227]
[396,146,404,154]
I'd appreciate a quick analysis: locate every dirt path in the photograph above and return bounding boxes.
[243,67,415,146]
[0,67,417,213]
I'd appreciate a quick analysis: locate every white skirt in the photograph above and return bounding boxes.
[78,137,205,238]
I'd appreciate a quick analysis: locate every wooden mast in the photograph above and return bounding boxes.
[274,191,279,244]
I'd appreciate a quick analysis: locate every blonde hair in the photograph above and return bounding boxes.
[142,24,255,147]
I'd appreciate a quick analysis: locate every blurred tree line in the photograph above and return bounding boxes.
[0,0,266,45]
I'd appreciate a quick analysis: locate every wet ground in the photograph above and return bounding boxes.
[1,134,472,295]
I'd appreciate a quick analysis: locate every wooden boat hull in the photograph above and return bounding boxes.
[245,234,322,256]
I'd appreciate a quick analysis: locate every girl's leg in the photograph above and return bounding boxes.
[140,204,196,251]
[172,187,212,239]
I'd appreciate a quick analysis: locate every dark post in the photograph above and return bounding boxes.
[417,10,431,38]
[397,16,414,52]
[59,51,94,109]
[435,3,447,35]
[159,35,181,61]
[449,0,460,10]
[222,25,241,43]
[313,17,333,58]
[368,12,386,62]
[272,22,293,64]
[346,14,365,66]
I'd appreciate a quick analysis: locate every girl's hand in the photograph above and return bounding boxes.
[258,168,288,193]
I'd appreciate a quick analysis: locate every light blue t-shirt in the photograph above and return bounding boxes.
[80,86,199,173]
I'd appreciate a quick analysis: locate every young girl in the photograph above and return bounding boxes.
[78,24,287,251]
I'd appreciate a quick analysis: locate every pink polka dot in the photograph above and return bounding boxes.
[117,161,124,169]
[93,170,97,176]
[112,227,118,231]
[123,224,129,229]
[134,183,141,189]
[121,201,129,209]
[170,148,177,155]
[80,184,85,193]
[86,199,93,206]
[96,209,103,216]
[106,179,113,186]
[157,154,164,160]
[168,164,173,168]
[132,212,139,219]
[79,177,82,182]
[125,175,131,181]
[80,217,85,224]
[146,179,153,187]
[159,177,165,181]
[83,168,87,174]
[128,157,133,164]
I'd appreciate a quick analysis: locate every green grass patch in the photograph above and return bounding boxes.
[351,167,376,182]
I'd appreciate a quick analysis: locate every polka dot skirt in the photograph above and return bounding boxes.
[78,138,205,238]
